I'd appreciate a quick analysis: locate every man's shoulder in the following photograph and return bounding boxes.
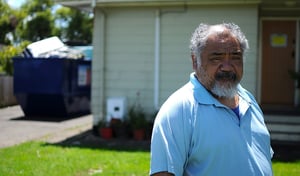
[168,82,195,102]
[159,82,195,113]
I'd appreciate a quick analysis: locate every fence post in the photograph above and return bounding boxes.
[0,75,17,107]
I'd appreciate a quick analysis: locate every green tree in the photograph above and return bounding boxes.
[18,11,54,41]
[0,0,20,44]
[2,0,93,44]
[16,0,54,42]
[55,7,93,44]
[66,9,93,44]
[0,41,29,75]
[0,0,93,75]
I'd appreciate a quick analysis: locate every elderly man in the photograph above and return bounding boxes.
[150,23,273,176]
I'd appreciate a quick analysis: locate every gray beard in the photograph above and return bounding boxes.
[211,82,238,98]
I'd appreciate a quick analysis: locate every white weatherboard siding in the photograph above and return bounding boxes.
[104,8,156,122]
[92,5,258,124]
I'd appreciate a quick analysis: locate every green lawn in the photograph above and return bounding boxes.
[0,141,299,176]
[272,160,300,176]
[0,142,150,176]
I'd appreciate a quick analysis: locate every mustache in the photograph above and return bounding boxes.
[215,71,237,81]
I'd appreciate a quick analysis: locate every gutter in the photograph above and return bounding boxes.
[57,0,261,9]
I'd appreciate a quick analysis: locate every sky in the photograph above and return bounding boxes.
[6,0,26,8]
[5,0,64,28]
[6,0,62,10]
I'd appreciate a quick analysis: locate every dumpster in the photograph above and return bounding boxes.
[13,57,91,117]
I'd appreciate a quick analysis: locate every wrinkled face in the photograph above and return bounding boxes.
[194,29,243,98]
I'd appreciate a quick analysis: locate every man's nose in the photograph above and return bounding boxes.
[219,59,233,71]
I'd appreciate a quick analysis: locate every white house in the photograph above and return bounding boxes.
[57,0,300,143]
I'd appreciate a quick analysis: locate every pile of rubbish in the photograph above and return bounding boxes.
[22,36,85,59]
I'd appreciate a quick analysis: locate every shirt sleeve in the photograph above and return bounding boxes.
[150,97,192,175]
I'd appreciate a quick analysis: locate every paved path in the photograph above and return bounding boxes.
[0,105,93,148]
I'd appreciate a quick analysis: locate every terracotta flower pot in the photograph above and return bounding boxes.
[133,129,145,141]
[99,127,113,139]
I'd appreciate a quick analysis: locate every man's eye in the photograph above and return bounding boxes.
[232,56,241,60]
[231,56,242,61]
[210,57,222,62]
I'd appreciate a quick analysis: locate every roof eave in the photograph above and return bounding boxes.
[56,0,260,10]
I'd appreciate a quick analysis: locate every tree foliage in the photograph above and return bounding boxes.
[0,0,93,75]
[16,0,54,42]
[23,0,53,14]
[0,0,93,44]
[0,41,29,75]
[18,11,54,42]
[55,7,93,44]
[0,0,20,44]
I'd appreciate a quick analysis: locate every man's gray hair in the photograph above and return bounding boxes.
[189,23,249,62]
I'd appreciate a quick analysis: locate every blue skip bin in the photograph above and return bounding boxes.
[13,57,91,117]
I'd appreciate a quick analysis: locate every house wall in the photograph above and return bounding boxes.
[105,8,155,111]
[92,5,259,124]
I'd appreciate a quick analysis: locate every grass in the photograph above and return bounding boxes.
[0,141,150,176]
[0,141,299,176]
[272,160,300,176]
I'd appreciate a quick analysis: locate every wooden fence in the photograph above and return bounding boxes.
[0,75,17,107]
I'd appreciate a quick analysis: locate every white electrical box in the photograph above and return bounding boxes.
[106,97,126,122]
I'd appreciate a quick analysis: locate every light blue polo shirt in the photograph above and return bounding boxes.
[150,73,273,176]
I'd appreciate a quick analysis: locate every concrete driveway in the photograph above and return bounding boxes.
[0,105,93,148]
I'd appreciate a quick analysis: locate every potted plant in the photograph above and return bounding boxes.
[98,119,113,139]
[128,106,147,141]
[110,118,128,139]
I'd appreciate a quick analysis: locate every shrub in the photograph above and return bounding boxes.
[0,42,29,75]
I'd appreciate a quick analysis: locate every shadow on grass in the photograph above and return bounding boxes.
[44,129,151,152]
[271,141,300,162]
[43,129,300,162]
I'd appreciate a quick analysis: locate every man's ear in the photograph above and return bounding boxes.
[191,55,197,69]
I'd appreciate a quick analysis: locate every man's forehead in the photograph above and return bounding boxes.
[206,30,241,49]
[209,25,226,33]
[206,36,241,50]
[207,26,233,40]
